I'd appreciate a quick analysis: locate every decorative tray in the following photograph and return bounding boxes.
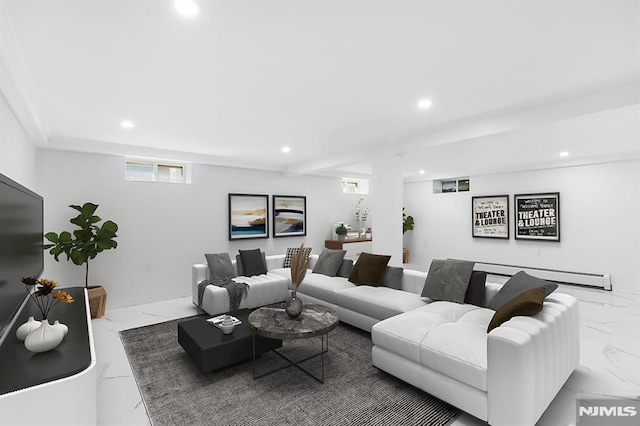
[207,315,242,329]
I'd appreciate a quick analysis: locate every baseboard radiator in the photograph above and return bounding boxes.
[451,259,612,291]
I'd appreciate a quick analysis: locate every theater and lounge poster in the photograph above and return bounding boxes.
[515,192,560,241]
[472,195,509,239]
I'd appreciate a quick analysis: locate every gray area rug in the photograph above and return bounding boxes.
[120,316,460,426]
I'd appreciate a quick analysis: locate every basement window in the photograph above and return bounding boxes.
[433,177,470,193]
[342,178,370,194]
[125,157,192,184]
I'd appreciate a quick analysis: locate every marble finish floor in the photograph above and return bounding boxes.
[93,285,639,426]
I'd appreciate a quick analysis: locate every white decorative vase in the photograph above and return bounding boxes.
[24,320,65,353]
[16,316,42,341]
[53,320,69,336]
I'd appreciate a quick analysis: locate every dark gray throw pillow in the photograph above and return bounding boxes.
[421,259,475,304]
[204,253,236,279]
[236,252,268,276]
[380,266,403,290]
[238,249,268,277]
[487,271,558,311]
[464,270,487,306]
[312,248,346,277]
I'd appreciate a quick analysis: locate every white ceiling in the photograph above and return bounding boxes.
[1,0,639,181]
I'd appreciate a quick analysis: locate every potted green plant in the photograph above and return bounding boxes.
[402,208,415,263]
[44,202,118,318]
[335,224,348,240]
[403,208,415,233]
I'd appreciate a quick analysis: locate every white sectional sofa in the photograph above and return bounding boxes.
[192,252,579,426]
[193,253,429,330]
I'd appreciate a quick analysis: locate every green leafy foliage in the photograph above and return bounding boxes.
[403,208,415,234]
[43,202,119,287]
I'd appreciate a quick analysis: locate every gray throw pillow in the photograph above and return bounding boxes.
[421,259,475,304]
[336,259,354,278]
[487,271,558,311]
[380,266,403,290]
[237,249,268,277]
[312,248,346,277]
[204,253,236,279]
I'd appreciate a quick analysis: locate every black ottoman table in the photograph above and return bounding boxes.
[178,309,282,373]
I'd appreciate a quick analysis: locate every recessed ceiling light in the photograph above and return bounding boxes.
[120,120,134,129]
[282,147,291,153]
[417,99,432,110]
[174,0,201,17]
[419,170,426,175]
[560,151,569,157]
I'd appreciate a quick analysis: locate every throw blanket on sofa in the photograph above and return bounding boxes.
[197,278,250,311]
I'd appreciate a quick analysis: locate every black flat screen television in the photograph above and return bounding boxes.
[0,173,43,345]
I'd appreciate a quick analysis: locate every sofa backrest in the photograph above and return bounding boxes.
[400,269,427,294]
[262,253,318,271]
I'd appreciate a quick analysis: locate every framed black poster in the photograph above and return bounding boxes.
[514,192,560,242]
[472,195,509,239]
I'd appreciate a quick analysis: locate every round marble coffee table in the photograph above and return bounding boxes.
[248,304,339,383]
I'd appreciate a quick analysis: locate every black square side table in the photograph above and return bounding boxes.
[178,309,282,373]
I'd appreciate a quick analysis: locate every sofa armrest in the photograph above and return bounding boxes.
[192,264,209,305]
[487,294,579,426]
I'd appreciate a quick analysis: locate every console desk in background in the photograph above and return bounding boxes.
[325,238,372,261]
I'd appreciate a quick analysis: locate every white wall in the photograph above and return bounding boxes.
[36,149,367,308]
[404,161,640,294]
[0,92,37,188]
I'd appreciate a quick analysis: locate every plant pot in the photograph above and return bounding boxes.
[337,234,346,241]
[402,248,409,263]
[87,285,107,319]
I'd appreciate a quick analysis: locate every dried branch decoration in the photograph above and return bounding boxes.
[290,243,310,290]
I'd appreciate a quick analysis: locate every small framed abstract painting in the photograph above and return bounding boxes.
[514,192,560,242]
[472,195,509,239]
[272,195,307,237]
[228,193,269,240]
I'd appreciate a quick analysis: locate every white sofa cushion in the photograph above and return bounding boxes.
[338,286,428,320]
[232,272,290,307]
[372,310,449,364]
[297,273,355,305]
[374,301,494,392]
[417,302,494,392]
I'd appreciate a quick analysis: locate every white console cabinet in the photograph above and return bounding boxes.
[0,288,97,425]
